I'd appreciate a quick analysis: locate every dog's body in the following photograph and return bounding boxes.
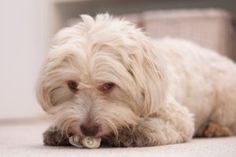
[156,38,236,137]
[37,14,236,147]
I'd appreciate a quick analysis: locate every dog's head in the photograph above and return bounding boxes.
[36,14,167,138]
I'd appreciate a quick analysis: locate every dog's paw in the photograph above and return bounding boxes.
[103,121,153,147]
[203,122,233,137]
[43,127,70,146]
[101,133,137,147]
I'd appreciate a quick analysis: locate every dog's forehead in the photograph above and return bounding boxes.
[51,19,138,85]
[56,42,132,88]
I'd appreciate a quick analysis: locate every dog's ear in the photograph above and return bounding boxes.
[125,36,167,115]
[36,51,77,112]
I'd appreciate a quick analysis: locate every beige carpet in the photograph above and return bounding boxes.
[1,120,236,157]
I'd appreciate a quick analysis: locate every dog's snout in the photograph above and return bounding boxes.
[80,123,100,136]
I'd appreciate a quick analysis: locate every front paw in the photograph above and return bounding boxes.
[104,123,150,147]
[43,127,70,146]
[116,129,140,147]
[104,118,165,147]
[102,130,136,147]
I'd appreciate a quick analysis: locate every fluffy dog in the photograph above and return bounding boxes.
[36,14,236,147]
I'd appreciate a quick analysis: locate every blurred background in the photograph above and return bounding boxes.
[0,0,236,119]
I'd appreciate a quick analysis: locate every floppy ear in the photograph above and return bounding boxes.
[36,50,77,112]
[125,35,167,116]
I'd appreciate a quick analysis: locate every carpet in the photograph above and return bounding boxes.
[0,120,236,157]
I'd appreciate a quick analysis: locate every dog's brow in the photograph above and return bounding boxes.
[79,82,93,89]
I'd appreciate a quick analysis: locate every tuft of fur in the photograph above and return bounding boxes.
[36,14,236,147]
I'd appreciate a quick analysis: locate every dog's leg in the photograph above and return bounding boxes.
[43,126,70,146]
[207,75,236,136]
[109,99,195,147]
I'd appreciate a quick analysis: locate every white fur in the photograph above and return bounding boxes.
[36,14,236,146]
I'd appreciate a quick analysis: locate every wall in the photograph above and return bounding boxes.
[0,0,49,118]
[53,0,236,34]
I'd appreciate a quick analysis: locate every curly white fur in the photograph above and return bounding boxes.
[36,14,236,147]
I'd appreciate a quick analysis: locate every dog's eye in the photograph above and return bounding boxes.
[67,80,78,92]
[99,82,115,93]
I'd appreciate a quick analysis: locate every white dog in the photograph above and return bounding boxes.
[36,14,236,147]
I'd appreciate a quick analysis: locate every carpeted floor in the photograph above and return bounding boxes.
[0,120,236,157]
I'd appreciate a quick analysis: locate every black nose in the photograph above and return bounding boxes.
[80,123,100,136]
